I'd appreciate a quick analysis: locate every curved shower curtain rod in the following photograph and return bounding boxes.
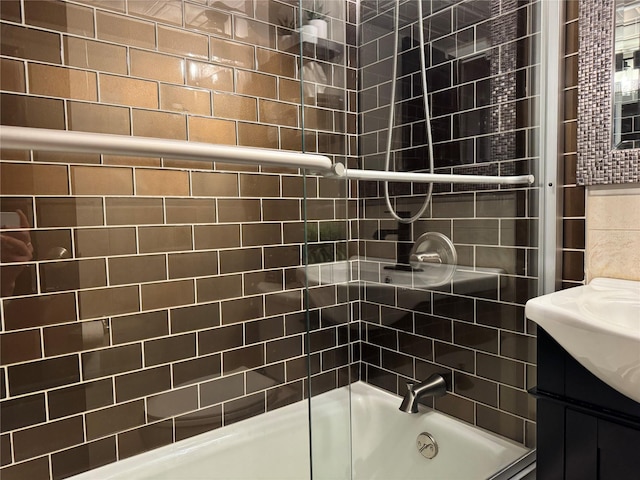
[0,126,534,185]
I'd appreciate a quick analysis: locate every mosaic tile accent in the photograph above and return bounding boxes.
[577,0,640,185]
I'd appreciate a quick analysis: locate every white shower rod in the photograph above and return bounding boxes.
[0,126,535,186]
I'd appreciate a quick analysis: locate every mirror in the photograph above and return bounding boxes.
[578,0,640,185]
[613,0,640,150]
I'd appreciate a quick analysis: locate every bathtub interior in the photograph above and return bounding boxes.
[70,382,529,480]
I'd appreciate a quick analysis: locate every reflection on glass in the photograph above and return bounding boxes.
[613,0,640,149]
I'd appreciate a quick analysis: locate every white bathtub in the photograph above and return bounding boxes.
[72,382,529,480]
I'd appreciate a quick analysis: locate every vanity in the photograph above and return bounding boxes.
[526,279,640,479]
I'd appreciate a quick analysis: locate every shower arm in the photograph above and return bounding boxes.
[0,126,534,185]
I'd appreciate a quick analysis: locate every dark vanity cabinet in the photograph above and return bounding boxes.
[533,328,640,480]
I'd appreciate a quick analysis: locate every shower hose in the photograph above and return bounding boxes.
[384,0,435,224]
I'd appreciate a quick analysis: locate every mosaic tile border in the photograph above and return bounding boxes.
[577,0,640,185]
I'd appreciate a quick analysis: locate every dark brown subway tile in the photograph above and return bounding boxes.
[165,198,216,224]
[141,280,195,310]
[48,379,113,420]
[242,223,282,246]
[74,227,137,258]
[500,331,536,363]
[454,372,498,407]
[476,353,525,389]
[86,400,145,441]
[245,316,284,344]
[239,174,280,197]
[138,226,193,253]
[453,322,499,355]
[196,274,242,303]
[29,229,73,262]
[115,365,171,403]
[174,404,222,441]
[0,394,46,432]
[499,384,536,421]
[415,314,452,342]
[105,198,163,225]
[194,224,241,250]
[0,456,50,480]
[0,0,21,22]
[476,404,524,443]
[264,245,301,268]
[265,290,302,316]
[111,311,169,344]
[173,354,221,387]
[476,300,525,332]
[82,344,142,380]
[267,380,304,412]
[434,393,475,424]
[191,172,238,197]
[1,24,61,63]
[198,324,243,355]
[144,333,196,367]
[78,285,139,320]
[262,199,301,221]
[398,332,433,361]
[0,330,42,364]
[3,293,76,331]
[221,296,264,324]
[200,373,244,407]
[217,199,261,222]
[244,270,283,296]
[13,416,83,461]
[168,251,218,279]
[109,255,166,285]
[434,342,475,373]
[224,392,265,425]
[36,197,103,228]
[0,93,64,130]
[39,259,107,293]
[43,320,109,357]
[8,355,79,396]
[223,345,264,374]
[147,386,198,421]
[170,303,220,333]
[117,420,174,459]
[0,433,11,466]
[219,248,262,274]
[51,437,116,480]
[266,336,303,364]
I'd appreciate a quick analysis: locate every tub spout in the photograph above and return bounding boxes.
[399,374,447,413]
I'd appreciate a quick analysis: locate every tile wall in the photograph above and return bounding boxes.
[0,1,357,478]
[560,0,585,287]
[357,0,539,446]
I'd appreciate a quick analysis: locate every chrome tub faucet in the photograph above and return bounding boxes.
[399,374,447,413]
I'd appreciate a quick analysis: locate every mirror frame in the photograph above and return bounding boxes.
[577,0,640,185]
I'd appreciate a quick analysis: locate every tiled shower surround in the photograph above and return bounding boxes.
[357,0,539,447]
[0,0,541,478]
[0,0,357,477]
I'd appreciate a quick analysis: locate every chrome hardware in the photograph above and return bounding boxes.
[417,432,438,459]
[399,373,447,414]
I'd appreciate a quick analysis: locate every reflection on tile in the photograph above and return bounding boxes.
[47,379,114,419]
[78,286,139,320]
[64,37,127,74]
[1,24,61,63]
[75,227,136,257]
[0,58,25,92]
[43,320,109,356]
[68,101,130,135]
[128,0,182,25]
[158,25,207,58]
[85,400,144,440]
[160,84,211,115]
[1,93,65,129]
[115,366,171,402]
[184,3,231,36]
[186,60,233,91]
[130,49,185,84]
[210,37,254,68]
[96,11,155,48]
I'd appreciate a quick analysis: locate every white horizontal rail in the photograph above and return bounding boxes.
[340,167,535,185]
[0,126,334,173]
[0,126,535,185]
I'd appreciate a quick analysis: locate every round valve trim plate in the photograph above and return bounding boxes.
[416,432,438,459]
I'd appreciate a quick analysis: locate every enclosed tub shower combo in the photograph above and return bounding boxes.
[0,0,551,479]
